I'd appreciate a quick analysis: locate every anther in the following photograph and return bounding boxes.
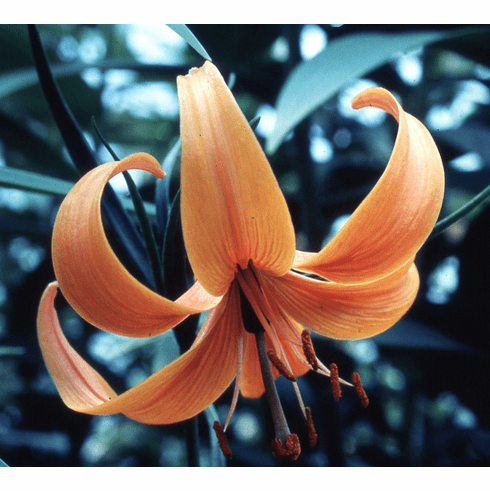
[267,350,297,382]
[213,421,232,459]
[271,433,301,461]
[301,330,319,371]
[305,407,317,448]
[329,363,342,401]
[352,372,369,408]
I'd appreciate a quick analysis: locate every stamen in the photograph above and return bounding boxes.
[352,372,369,408]
[224,323,244,431]
[301,330,319,371]
[305,407,317,448]
[213,421,232,459]
[271,434,301,461]
[292,381,307,419]
[267,350,297,382]
[329,363,342,401]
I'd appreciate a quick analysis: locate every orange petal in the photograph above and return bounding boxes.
[239,320,309,399]
[239,330,264,398]
[261,261,420,340]
[295,88,444,283]
[37,282,240,424]
[52,152,220,337]
[37,282,118,409]
[178,61,296,297]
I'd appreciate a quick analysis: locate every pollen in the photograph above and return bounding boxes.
[213,421,232,459]
[305,407,317,448]
[329,363,342,401]
[267,349,297,382]
[271,433,301,461]
[352,372,369,408]
[301,330,319,371]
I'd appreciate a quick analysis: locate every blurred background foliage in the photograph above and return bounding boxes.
[1,24,490,467]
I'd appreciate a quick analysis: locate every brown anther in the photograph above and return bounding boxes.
[267,350,297,382]
[301,330,319,371]
[329,363,342,401]
[271,433,301,461]
[212,421,232,459]
[352,372,369,408]
[305,407,317,448]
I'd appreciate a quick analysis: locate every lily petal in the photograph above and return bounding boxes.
[295,88,444,283]
[260,261,419,340]
[178,61,296,297]
[52,152,220,338]
[240,320,309,398]
[37,282,240,425]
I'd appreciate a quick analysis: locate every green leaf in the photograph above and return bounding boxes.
[167,24,212,61]
[375,319,472,353]
[266,29,459,154]
[0,347,25,356]
[0,166,156,217]
[0,166,72,197]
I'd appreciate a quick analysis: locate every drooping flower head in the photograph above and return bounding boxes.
[37,61,444,460]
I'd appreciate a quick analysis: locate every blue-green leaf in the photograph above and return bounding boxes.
[167,24,211,61]
[266,30,454,154]
[0,166,72,197]
[0,166,156,216]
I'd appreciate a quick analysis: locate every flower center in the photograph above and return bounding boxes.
[212,259,370,461]
[236,261,302,461]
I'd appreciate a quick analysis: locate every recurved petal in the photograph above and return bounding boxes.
[261,261,419,340]
[38,282,118,409]
[295,88,444,283]
[52,152,220,338]
[178,61,296,297]
[37,282,240,425]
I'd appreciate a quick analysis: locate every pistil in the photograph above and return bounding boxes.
[236,267,300,460]
[255,330,301,461]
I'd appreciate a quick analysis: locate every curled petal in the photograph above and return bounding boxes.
[295,88,444,283]
[260,261,420,340]
[38,282,118,409]
[178,61,296,296]
[52,152,220,337]
[37,282,240,425]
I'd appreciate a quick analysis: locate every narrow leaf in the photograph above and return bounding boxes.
[375,319,472,353]
[28,24,154,288]
[431,181,490,238]
[0,166,72,197]
[167,24,212,61]
[0,166,156,216]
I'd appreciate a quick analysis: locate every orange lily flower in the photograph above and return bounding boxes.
[37,61,444,459]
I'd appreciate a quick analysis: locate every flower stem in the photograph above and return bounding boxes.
[255,330,291,443]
